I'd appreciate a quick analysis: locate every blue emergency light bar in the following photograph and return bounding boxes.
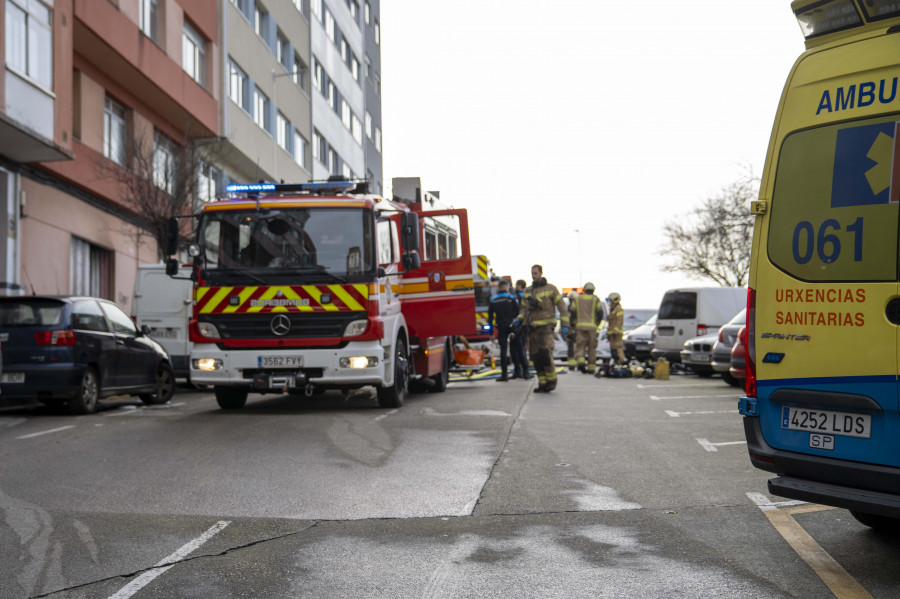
[225,180,358,195]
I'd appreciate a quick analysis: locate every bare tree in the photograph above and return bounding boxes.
[659,171,759,287]
[100,128,222,261]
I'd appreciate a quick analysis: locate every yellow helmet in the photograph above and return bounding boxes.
[609,292,621,302]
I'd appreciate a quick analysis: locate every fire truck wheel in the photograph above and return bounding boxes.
[378,337,408,408]
[215,387,248,410]
[430,341,450,393]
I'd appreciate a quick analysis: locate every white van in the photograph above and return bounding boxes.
[651,287,746,363]
[133,264,193,380]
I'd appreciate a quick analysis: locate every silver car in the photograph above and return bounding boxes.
[679,333,719,376]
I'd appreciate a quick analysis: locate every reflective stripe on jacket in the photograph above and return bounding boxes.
[518,280,567,328]
[575,293,603,331]
[607,302,624,335]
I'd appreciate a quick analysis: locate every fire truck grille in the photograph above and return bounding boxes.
[200,313,361,339]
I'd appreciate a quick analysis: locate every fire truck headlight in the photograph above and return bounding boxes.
[343,320,368,337]
[197,322,221,339]
[340,356,377,369]
[193,358,223,371]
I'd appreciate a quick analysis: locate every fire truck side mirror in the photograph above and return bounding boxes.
[165,217,179,256]
[401,253,421,271]
[165,258,179,276]
[400,212,420,252]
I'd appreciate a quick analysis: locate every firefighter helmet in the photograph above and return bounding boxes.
[609,292,621,302]
[568,291,578,300]
[583,282,595,292]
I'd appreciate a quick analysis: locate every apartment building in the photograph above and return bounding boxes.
[1,0,219,312]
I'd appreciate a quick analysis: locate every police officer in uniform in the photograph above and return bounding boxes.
[488,279,519,382]
[512,264,569,393]
[574,282,604,374]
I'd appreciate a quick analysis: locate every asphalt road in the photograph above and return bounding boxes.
[1,371,899,598]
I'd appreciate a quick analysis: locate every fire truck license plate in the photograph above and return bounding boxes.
[258,356,304,368]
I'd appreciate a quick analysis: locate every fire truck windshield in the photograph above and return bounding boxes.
[198,207,374,284]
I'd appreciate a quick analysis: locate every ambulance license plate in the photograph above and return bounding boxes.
[258,355,303,368]
[782,406,871,439]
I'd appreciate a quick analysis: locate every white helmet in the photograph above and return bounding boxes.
[609,292,621,302]
[583,282,595,292]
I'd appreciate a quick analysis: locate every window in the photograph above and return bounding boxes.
[329,148,340,176]
[376,220,393,266]
[364,1,370,24]
[5,0,53,89]
[153,131,176,194]
[198,162,221,204]
[277,112,289,151]
[104,97,127,166]
[72,300,110,333]
[254,5,268,38]
[374,19,380,45]
[70,237,112,299]
[327,80,336,109]
[351,114,362,145]
[351,56,360,82]
[311,0,322,20]
[253,88,270,132]
[229,60,249,111]
[313,130,326,164]
[365,111,373,139]
[140,0,158,41]
[182,21,206,86]
[100,302,138,336]
[374,126,382,153]
[365,55,371,79]
[341,39,349,63]
[325,8,335,42]
[312,58,323,93]
[292,0,308,17]
[349,0,359,23]
[341,99,351,130]
[294,131,309,169]
[292,54,308,92]
[342,162,352,179]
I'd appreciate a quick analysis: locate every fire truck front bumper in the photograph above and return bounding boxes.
[188,341,388,389]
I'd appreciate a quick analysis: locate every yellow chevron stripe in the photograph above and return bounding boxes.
[330,284,365,311]
[203,286,234,313]
[222,287,258,314]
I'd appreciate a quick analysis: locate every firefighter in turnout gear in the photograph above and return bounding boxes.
[606,292,626,365]
[574,282,604,374]
[566,291,578,370]
[511,264,569,393]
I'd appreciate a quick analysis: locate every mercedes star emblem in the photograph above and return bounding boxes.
[270,314,292,336]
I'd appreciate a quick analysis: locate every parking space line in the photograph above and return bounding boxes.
[15,425,76,439]
[665,409,739,418]
[650,394,737,401]
[696,438,746,452]
[108,520,230,599]
[747,493,871,599]
[637,383,724,389]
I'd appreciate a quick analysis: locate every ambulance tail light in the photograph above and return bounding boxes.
[745,288,757,398]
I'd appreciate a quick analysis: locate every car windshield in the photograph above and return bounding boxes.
[0,300,66,327]
[199,207,374,285]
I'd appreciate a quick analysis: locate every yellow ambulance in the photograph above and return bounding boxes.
[740,0,900,530]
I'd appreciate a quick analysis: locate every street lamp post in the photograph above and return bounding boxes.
[574,229,582,287]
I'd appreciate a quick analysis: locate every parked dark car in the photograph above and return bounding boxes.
[679,333,718,376]
[0,296,175,414]
[712,308,746,387]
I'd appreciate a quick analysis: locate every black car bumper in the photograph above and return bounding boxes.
[0,364,83,399]
[744,416,900,517]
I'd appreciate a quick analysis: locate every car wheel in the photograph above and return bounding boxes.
[722,372,739,387]
[850,510,900,531]
[377,336,408,408]
[139,363,175,405]
[215,386,248,410]
[69,367,100,415]
[429,341,450,393]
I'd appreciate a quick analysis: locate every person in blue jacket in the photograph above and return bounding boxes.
[488,279,520,382]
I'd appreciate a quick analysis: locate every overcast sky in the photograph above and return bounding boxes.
[380,1,806,309]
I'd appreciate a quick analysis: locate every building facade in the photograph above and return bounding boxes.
[1,0,219,312]
[0,0,382,312]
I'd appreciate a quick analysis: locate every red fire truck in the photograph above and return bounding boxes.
[164,179,475,410]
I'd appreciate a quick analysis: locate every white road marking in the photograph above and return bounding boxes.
[650,394,737,401]
[374,409,399,422]
[746,492,806,512]
[696,438,747,452]
[108,520,230,599]
[637,383,725,389]
[15,425,76,440]
[665,409,739,418]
